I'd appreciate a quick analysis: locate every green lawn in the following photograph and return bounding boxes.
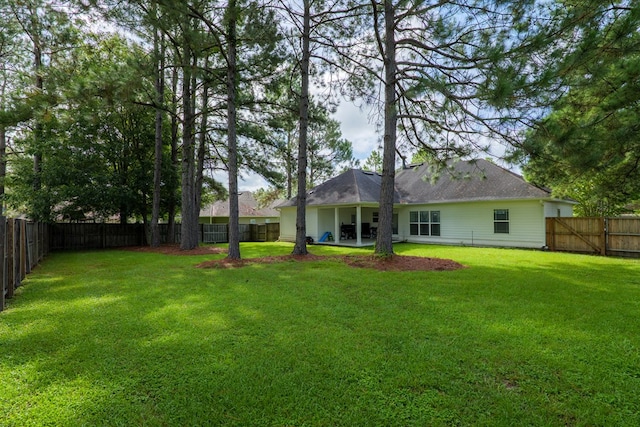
[1,243,639,426]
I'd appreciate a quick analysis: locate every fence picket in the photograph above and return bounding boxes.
[0,218,5,311]
[0,220,283,312]
[546,217,640,257]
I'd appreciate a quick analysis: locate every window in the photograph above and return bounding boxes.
[494,209,509,234]
[409,210,441,236]
[372,212,379,223]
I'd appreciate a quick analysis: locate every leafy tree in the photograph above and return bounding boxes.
[253,187,283,209]
[362,149,382,173]
[1,0,81,219]
[185,0,284,257]
[351,0,596,255]
[516,1,640,215]
[307,109,356,187]
[7,35,170,224]
[279,0,364,256]
[0,3,25,212]
[265,91,357,195]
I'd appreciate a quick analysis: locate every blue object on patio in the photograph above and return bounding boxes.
[319,231,333,242]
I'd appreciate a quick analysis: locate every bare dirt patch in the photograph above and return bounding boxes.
[124,244,464,272]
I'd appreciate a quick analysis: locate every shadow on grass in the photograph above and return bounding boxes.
[1,245,639,425]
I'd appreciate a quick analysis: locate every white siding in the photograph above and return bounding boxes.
[306,208,318,240]
[278,207,297,242]
[318,208,336,238]
[543,201,574,218]
[280,207,319,242]
[281,199,575,248]
[400,200,548,248]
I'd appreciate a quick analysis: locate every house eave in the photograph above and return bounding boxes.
[396,196,574,206]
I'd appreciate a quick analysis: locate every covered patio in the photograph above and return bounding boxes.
[315,236,405,248]
[316,205,379,246]
[316,237,376,248]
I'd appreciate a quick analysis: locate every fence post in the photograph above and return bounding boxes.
[0,216,5,311]
[6,219,14,298]
[12,219,20,291]
[547,218,555,252]
[601,217,607,256]
[20,220,27,280]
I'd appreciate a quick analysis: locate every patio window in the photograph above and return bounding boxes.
[409,210,440,236]
[494,209,509,233]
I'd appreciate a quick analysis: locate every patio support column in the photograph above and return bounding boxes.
[334,208,340,242]
[356,205,362,245]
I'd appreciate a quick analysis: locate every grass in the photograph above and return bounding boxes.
[1,242,639,426]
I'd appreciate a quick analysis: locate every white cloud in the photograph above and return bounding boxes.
[211,170,269,192]
[332,102,382,161]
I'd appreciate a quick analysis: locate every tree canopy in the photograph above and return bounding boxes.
[515,1,640,216]
[1,0,637,250]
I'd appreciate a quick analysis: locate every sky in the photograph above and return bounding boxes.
[230,99,521,192]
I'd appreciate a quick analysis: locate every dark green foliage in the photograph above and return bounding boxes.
[516,1,640,215]
[7,36,177,222]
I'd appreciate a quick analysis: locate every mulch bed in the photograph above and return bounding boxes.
[125,244,464,272]
[124,244,226,256]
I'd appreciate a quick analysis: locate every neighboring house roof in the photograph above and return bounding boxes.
[278,169,399,207]
[200,191,280,217]
[395,159,553,204]
[279,159,561,208]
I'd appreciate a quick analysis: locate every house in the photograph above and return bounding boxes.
[277,159,576,248]
[199,191,281,225]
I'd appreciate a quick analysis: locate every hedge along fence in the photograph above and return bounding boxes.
[1,218,49,312]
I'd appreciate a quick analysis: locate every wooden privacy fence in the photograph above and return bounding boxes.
[1,220,279,311]
[546,217,640,257]
[49,222,280,251]
[1,218,49,312]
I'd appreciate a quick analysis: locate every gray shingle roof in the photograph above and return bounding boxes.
[395,159,552,203]
[278,169,400,207]
[278,159,553,207]
[200,191,280,217]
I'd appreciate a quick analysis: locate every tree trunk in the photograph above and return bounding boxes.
[286,130,294,199]
[195,58,209,216]
[375,0,397,256]
[167,66,179,244]
[32,25,43,193]
[292,0,311,256]
[151,27,165,247]
[180,23,198,250]
[226,0,241,260]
